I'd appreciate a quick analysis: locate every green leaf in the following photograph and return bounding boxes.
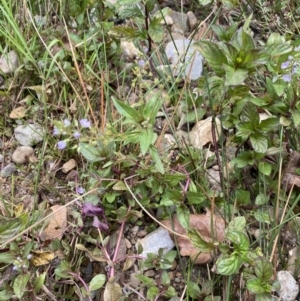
[78,143,103,162]
[112,181,128,191]
[55,260,72,279]
[254,211,272,224]
[13,274,30,299]
[163,286,176,298]
[235,189,250,205]
[259,118,278,132]
[250,132,268,153]
[89,274,106,291]
[135,274,156,287]
[186,191,206,205]
[196,41,228,75]
[246,278,265,294]
[291,110,300,127]
[177,204,190,229]
[227,216,246,232]
[231,28,255,52]
[255,259,273,280]
[112,97,142,123]
[272,79,286,96]
[187,229,214,253]
[211,23,238,42]
[148,18,165,43]
[258,162,272,176]
[236,122,254,140]
[0,252,16,263]
[147,286,159,301]
[149,146,164,174]
[0,290,13,300]
[216,254,243,275]
[231,151,256,167]
[224,65,248,86]
[139,128,154,155]
[226,231,249,251]
[255,193,269,206]
[187,281,201,299]
[33,272,46,294]
[143,95,164,124]
[118,6,144,19]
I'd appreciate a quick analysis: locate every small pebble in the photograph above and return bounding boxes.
[12,146,34,164]
[1,163,16,177]
[125,238,132,249]
[131,226,139,235]
[144,270,155,277]
[187,11,198,30]
[136,230,147,237]
[174,277,181,283]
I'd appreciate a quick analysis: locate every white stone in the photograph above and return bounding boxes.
[14,124,44,146]
[277,271,299,301]
[12,146,34,164]
[165,39,203,80]
[160,15,173,25]
[0,50,19,74]
[187,11,198,31]
[137,227,175,257]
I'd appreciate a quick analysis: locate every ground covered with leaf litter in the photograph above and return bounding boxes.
[1,0,300,301]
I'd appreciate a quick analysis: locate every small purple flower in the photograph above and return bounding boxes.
[93,216,109,231]
[53,127,60,135]
[281,61,290,69]
[282,74,292,82]
[76,187,85,194]
[12,265,18,271]
[57,140,67,150]
[63,119,71,127]
[82,202,103,217]
[79,118,91,128]
[138,59,145,67]
[73,131,81,139]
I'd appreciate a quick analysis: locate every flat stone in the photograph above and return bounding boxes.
[14,124,44,146]
[137,226,175,257]
[277,271,299,301]
[1,163,16,178]
[0,50,19,74]
[12,146,34,164]
[62,159,77,173]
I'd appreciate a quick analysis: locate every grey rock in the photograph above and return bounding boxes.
[14,124,44,146]
[0,50,19,74]
[1,163,16,178]
[12,146,34,164]
[165,39,203,80]
[206,168,222,192]
[0,154,3,163]
[187,11,198,31]
[0,138,3,148]
[137,227,175,257]
[171,23,184,35]
[166,32,186,43]
[170,11,189,33]
[277,270,299,301]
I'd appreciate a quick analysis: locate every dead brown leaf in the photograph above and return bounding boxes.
[41,205,67,241]
[161,212,225,264]
[103,277,122,301]
[9,106,26,119]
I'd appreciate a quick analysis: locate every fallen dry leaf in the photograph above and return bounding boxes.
[189,116,221,150]
[41,205,67,241]
[161,212,225,264]
[9,106,26,119]
[103,277,122,301]
[31,250,55,266]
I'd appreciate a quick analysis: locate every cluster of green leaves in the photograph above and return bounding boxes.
[189,217,279,301]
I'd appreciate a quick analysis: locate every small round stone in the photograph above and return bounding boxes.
[12,146,34,164]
